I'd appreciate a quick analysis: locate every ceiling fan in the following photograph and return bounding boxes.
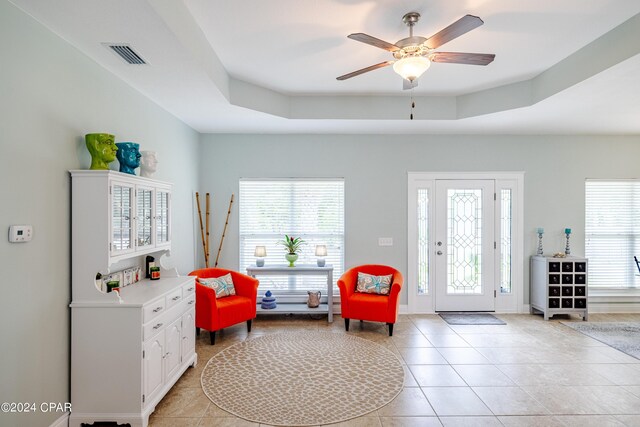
[337,12,495,89]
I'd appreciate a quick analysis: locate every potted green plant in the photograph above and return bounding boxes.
[278,234,305,267]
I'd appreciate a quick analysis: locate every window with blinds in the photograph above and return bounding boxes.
[585,180,640,289]
[239,179,345,295]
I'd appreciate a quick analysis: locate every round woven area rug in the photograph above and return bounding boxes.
[201,331,404,426]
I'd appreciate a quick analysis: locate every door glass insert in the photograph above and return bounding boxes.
[156,191,170,244]
[112,185,132,251]
[447,189,482,294]
[500,189,512,293]
[137,188,153,248]
[417,188,429,294]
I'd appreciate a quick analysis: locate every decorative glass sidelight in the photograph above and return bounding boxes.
[500,189,513,294]
[446,189,483,294]
[417,188,429,294]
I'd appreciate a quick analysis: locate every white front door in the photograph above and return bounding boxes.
[434,180,495,311]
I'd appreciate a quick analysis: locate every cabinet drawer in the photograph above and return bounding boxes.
[144,313,167,341]
[182,280,196,296]
[165,288,183,309]
[181,292,196,312]
[562,262,574,272]
[143,298,167,323]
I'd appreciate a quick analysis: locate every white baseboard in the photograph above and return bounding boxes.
[588,303,640,313]
[49,413,69,427]
[400,305,528,315]
[341,302,637,316]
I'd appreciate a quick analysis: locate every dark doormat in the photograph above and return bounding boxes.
[439,312,506,325]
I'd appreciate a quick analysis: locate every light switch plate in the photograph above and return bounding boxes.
[9,225,32,242]
[378,237,393,246]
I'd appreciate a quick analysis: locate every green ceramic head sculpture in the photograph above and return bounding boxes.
[115,142,141,175]
[86,133,117,170]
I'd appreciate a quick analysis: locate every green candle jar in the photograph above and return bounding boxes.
[106,281,120,293]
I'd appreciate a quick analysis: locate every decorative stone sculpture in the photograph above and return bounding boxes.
[140,150,158,178]
[85,133,117,170]
[115,142,141,175]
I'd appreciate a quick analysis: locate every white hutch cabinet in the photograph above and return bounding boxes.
[69,170,196,427]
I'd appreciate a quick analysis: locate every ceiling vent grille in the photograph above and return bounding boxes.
[105,44,147,65]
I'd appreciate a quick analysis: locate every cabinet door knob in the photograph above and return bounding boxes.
[437,250,443,255]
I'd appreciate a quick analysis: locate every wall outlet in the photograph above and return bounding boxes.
[378,237,393,246]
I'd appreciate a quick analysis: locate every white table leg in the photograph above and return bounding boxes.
[328,270,333,323]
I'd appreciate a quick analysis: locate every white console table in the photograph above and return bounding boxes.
[246,264,334,322]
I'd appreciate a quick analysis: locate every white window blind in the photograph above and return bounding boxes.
[585,180,640,289]
[239,179,344,295]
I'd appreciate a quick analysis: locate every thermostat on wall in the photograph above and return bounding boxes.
[8,225,32,243]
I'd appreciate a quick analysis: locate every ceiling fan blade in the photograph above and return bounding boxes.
[403,79,418,90]
[431,52,495,65]
[336,61,394,80]
[348,33,400,52]
[426,15,484,49]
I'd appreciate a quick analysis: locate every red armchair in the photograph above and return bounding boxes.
[188,268,259,344]
[337,265,403,336]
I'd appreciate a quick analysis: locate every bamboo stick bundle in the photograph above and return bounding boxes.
[205,192,211,265]
[195,192,209,267]
[215,194,234,267]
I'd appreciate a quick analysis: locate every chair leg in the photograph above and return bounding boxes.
[387,323,394,337]
[247,319,252,333]
[210,330,216,345]
[360,320,364,329]
[196,327,200,336]
[344,318,350,331]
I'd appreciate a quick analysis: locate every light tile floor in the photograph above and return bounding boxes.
[149,313,640,426]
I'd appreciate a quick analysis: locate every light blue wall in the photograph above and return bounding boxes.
[199,134,640,306]
[2,0,640,425]
[0,2,198,426]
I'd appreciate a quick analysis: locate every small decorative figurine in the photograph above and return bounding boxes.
[261,290,277,309]
[140,150,158,178]
[115,142,141,175]
[85,133,117,170]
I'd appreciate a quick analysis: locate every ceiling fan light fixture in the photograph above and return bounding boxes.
[393,56,431,81]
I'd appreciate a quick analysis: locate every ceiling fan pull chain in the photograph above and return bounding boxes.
[410,92,415,120]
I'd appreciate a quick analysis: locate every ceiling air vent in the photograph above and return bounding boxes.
[105,44,147,65]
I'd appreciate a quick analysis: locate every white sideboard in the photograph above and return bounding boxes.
[69,170,196,427]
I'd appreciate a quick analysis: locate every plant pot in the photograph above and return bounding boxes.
[285,253,298,267]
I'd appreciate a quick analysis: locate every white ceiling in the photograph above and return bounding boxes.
[10,0,640,134]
